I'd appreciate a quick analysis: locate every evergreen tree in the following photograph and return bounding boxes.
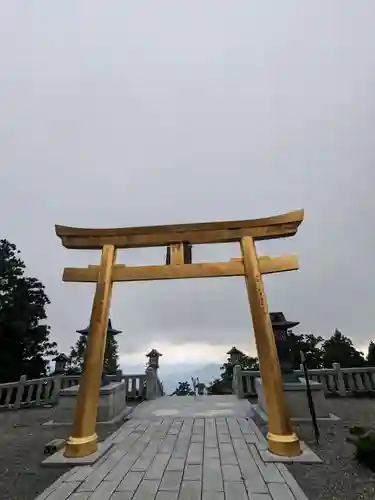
[105,334,119,374]
[322,329,366,368]
[68,329,119,375]
[286,331,324,369]
[174,381,193,396]
[0,239,57,382]
[67,335,86,374]
[208,348,258,394]
[220,350,259,388]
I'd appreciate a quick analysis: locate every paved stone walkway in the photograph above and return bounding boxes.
[35,397,309,500]
[131,394,252,420]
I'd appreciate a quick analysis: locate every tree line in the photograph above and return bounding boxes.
[174,319,375,396]
[206,330,375,395]
[0,239,119,383]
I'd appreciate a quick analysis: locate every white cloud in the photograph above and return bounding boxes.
[1,1,375,362]
[120,341,256,371]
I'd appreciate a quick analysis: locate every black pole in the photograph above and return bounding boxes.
[183,243,192,264]
[300,351,320,444]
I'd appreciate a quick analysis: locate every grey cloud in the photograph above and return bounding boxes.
[1,2,375,360]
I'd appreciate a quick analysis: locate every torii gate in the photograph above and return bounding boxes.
[55,209,304,459]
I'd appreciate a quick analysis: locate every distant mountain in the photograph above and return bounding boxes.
[119,361,223,395]
[158,363,222,395]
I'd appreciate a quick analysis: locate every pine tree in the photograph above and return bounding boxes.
[322,329,366,368]
[67,335,87,374]
[174,381,193,396]
[208,348,259,394]
[0,239,57,382]
[105,333,119,374]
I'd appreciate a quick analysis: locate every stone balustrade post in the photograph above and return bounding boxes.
[233,365,244,398]
[14,375,27,409]
[51,375,62,404]
[333,362,346,396]
[146,366,156,400]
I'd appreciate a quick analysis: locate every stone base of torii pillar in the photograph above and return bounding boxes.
[52,380,131,425]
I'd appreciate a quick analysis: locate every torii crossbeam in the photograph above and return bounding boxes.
[56,209,304,459]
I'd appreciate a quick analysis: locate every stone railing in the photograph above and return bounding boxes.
[0,370,160,411]
[122,374,147,400]
[233,363,375,398]
[0,375,61,410]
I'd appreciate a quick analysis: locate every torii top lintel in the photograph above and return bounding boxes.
[55,209,304,250]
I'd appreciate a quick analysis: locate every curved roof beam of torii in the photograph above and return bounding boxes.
[55,209,304,250]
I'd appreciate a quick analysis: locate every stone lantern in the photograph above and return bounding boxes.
[53,353,69,374]
[254,311,331,421]
[146,349,162,370]
[227,347,242,366]
[227,347,242,396]
[270,312,299,383]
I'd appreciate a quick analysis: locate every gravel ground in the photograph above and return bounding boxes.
[2,399,375,500]
[0,403,139,500]
[287,398,375,500]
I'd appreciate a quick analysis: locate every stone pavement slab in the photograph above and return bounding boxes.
[34,397,311,500]
[130,395,252,419]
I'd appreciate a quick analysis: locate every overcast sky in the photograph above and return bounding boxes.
[1,2,374,370]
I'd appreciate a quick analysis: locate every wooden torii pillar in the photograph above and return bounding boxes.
[55,209,304,458]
